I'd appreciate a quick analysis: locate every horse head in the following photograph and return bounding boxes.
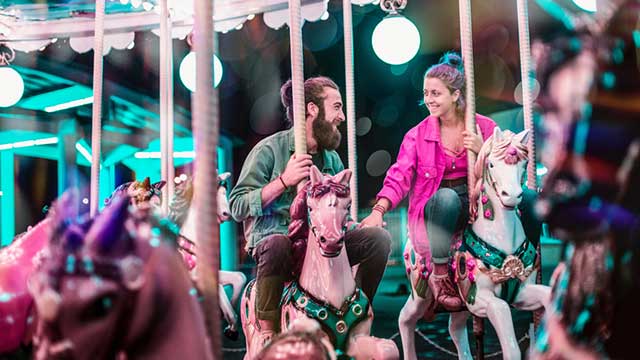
[104,177,166,212]
[30,190,211,359]
[217,172,232,222]
[29,191,144,359]
[471,127,530,219]
[305,166,352,258]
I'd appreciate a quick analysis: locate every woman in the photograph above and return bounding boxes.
[361,52,497,310]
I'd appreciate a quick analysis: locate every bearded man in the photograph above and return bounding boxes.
[230,76,391,347]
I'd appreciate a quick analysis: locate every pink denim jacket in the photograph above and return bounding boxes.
[376,114,497,259]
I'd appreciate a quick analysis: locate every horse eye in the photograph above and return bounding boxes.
[82,295,115,320]
[489,162,494,168]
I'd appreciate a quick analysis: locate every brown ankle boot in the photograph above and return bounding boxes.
[428,265,463,311]
[257,319,277,348]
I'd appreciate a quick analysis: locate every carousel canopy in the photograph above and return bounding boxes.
[0,0,376,53]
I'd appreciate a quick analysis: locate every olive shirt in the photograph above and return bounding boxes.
[229,128,344,253]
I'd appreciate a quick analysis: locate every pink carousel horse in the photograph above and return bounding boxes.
[169,172,248,340]
[241,166,399,360]
[399,128,551,360]
[28,191,213,359]
[0,177,164,354]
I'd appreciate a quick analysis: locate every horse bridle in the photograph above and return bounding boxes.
[306,183,350,244]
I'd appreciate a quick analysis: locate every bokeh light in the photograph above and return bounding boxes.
[366,150,392,177]
[572,0,596,12]
[356,117,372,136]
[372,15,420,65]
[179,51,223,92]
[0,67,25,107]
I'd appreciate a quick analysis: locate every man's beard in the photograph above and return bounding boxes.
[312,107,341,151]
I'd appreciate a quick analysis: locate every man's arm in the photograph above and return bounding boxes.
[229,146,275,222]
[230,147,313,222]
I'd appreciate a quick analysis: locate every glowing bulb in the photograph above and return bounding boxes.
[372,15,420,65]
[179,51,223,92]
[0,67,24,107]
[320,11,330,21]
[572,0,596,12]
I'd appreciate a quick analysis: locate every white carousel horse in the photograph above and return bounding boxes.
[240,166,399,360]
[169,173,247,340]
[399,128,551,360]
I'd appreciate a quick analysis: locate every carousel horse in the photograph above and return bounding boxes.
[28,191,213,360]
[168,172,248,340]
[399,128,551,360]
[240,166,399,360]
[0,177,165,354]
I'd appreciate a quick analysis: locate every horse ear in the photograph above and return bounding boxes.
[332,169,352,186]
[309,165,323,186]
[47,189,79,245]
[142,177,151,189]
[86,194,131,256]
[492,126,503,142]
[152,180,166,191]
[218,172,231,181]
[514,128,530,147]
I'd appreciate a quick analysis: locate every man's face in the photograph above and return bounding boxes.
[312,87,345,151]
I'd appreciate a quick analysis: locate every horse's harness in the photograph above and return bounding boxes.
[458,227,538,304]
[282,282,369,357]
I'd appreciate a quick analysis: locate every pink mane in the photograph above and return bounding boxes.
[469,130,529,220]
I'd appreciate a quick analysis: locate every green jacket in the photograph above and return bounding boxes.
[229,128,344,252]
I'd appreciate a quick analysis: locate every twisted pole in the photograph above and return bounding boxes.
[289,0,307,157]
[192,0,221,356]
[516,0,536,190]
[89,0,105,217]
[458,0,477,198]
[343,0,358,220]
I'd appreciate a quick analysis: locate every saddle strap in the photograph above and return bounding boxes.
[461,228,537,270]
[282,282,369,354]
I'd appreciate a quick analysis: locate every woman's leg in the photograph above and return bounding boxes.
[425,187,464,310]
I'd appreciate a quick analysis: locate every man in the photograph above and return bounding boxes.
[230,76,391,345]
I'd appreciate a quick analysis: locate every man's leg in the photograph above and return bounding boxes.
[252,234,292,339]
[425,188,464,310]
[345,226,392,302]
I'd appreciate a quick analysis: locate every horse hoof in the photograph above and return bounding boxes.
[224,327,239,341]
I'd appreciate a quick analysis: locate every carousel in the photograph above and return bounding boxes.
[0,0,638,359]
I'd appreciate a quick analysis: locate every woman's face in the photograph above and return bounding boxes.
[423,77,460,119]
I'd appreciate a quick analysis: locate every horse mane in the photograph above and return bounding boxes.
[288,183,310,248]
[168,177,194,228]
[469,130,529,220]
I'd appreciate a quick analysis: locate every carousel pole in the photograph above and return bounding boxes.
[192,0,221,356]
[89,0,105,217]
[459,1,485,358]
[160,0,175,215]
[516,0,536,191]
[289,0,307,158]
[459,0,477,191]
[343,0,358,220]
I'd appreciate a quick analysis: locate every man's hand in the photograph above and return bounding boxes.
[462,124,484,154]
[281,154,313,187]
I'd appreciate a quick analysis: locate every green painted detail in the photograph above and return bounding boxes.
[460,228,537,304]
[466,283,477,305]
[413,275,428,299]
[283,282,369,354]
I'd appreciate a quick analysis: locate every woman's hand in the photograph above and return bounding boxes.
[462,124,484,154]
[360,211,384,228]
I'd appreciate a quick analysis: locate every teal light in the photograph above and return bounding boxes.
[634,30,640,48]
[179,52,223,92]
[372,15,420,65]
[572,0,596,12]
[0,67,24,107]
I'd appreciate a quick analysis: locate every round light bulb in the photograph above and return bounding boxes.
[572,0,596,12]
[372,15,420,65]
[179,52,223,92]
[0,67,25,107]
